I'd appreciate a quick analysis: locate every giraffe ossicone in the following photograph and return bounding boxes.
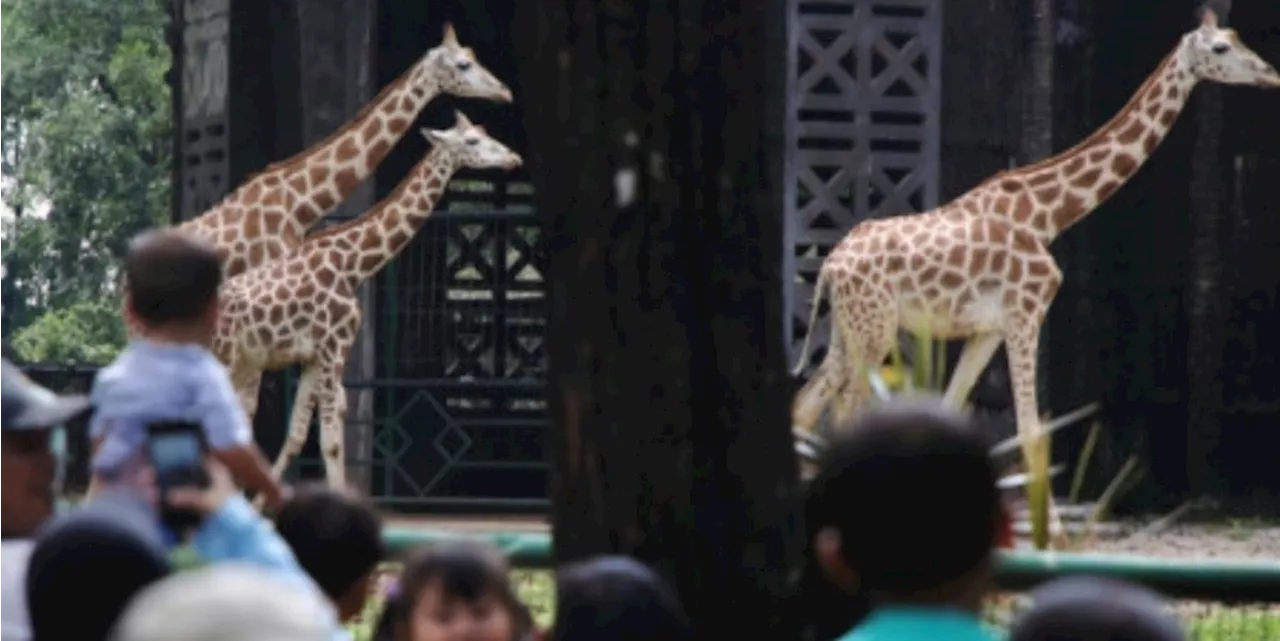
[791,9,1277,545]
[211,109,523,491]
[123,22,513,337]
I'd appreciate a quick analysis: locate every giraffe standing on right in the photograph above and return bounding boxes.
[123,24,510,335]
[793,10,1278,494]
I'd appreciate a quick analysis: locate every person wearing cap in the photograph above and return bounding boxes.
[1,358,92,641]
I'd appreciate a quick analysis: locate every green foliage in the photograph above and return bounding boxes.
[1,0,170,349]
[10,298,126,364]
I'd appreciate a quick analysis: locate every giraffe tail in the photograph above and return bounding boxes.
[791,266,830,377]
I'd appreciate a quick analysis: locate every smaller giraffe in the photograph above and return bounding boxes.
[211,111,522,489]
[790,9,1277,541]
[123,23,511,337]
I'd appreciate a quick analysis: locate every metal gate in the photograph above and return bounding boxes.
[786,0,943,368]
[360,175,549,512]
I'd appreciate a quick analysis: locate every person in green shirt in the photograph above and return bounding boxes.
[808,397,1009,641]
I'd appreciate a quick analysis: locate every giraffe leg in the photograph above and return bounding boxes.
[316,364,349,490]
[271,364,321,481]
[830,303,900,429]
[1002,314,1066,546]
[236,372,264,421]
[792,317,849,437]
[942,332,1004,409]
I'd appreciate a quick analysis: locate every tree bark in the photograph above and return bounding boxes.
[1184,0,1231,499]
[510,0,799,637]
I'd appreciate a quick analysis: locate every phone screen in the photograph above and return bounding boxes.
[148,432,202,474]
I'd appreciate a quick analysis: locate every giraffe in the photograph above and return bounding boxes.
[210,111,522,489]
[790,9,1277,535]
[123,23,511,336]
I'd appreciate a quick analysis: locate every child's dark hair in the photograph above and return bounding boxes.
[373,540,533,641]
[810,397,1001,595]
[272,483,384,603]
[1011,576,1187,641]
[124,228,222,325]
[551,556,691,641]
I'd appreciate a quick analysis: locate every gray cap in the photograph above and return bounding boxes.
[1,359,91,431]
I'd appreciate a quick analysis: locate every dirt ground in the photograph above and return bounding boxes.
[1090,522,1280,560]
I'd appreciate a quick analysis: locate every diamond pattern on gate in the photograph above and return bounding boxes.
[373,389,471,498]
[788,0,942,372]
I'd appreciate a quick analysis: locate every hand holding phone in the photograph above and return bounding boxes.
[145,421,210,532]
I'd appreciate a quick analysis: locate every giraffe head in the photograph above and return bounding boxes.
[417,23,514,103]
[1182,9,1280,88]
[421,111,524,171]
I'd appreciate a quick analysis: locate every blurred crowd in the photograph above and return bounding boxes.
[1,229,1190,641]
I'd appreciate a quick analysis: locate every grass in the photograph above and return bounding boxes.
[1187,609,1280,641]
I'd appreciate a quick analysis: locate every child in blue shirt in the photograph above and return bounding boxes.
[809,398,1008,641]
[89,229,285,509]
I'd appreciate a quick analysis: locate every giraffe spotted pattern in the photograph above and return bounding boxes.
[211,112,523,490]
[792,9,1279,546]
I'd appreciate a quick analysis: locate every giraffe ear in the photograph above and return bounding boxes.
[453,111,475,129]
[420,127,447,146]
[442,22,459,46]
[1201,8,1219,29]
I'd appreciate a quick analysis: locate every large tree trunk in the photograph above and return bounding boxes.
[1184,0,1231,500]
[510,1,799,637]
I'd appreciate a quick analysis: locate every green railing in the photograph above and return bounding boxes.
[378,527,1280,640]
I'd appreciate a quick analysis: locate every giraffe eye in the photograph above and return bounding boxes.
[456,60,473,71]
[1212,42,1230,55]
[465,138,479,146]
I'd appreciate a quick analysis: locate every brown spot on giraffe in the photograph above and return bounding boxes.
[1027,172,1056,187]
[1071,168,1103,189]
[1116,119,1146,144]
[334,168,360,194]
[1096,180,1121,202]
[1033,186,1061,205]
[1142,132,1161,156]
[1111,154,1138,179]
[335,138,360,162]
[969,248,990,274]
[360,118,383,143]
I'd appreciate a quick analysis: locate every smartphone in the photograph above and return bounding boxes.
[145,421,210,531]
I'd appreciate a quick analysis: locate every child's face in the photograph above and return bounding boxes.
[402,582,516,641]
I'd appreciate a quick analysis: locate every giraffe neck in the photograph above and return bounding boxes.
[311,147,456,287]
[275,60,442,231]
[994,44,1198,245]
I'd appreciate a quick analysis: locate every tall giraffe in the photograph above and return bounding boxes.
[123,24,510,335]
[791,10,1277,500]
[211,112,522,489]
